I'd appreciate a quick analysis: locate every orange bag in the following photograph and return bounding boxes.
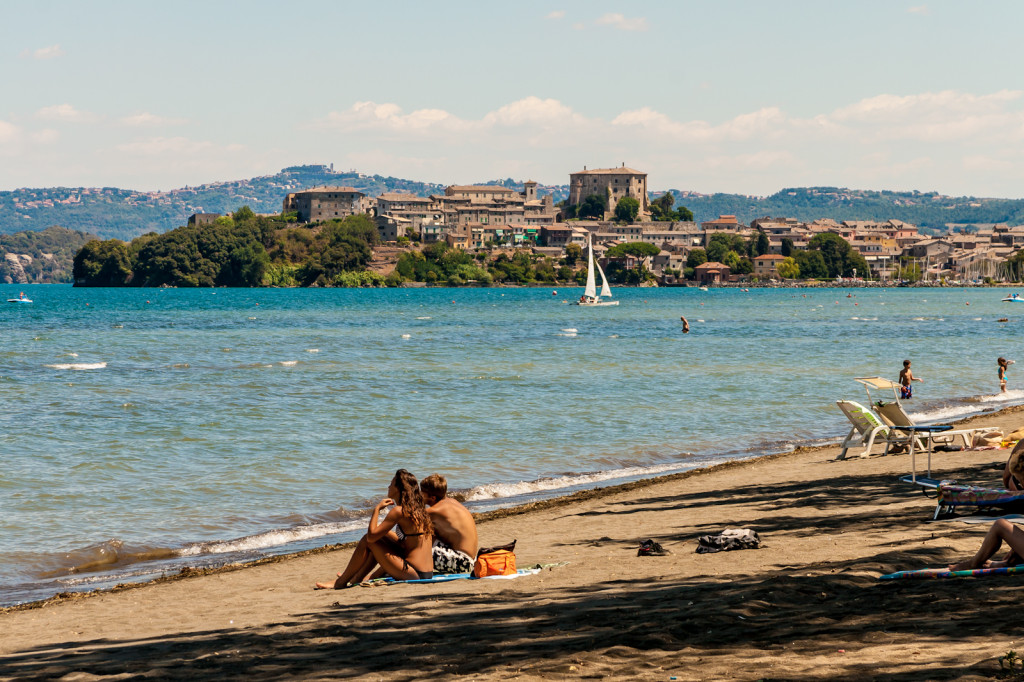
[473,549,516,577]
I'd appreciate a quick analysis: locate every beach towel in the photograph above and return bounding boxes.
[696,528,761,554]
[880,565,1024,580]
[360,564,564,587]
[937,483,1024,509]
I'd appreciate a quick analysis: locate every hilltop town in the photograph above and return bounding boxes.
[262,164,1024,285]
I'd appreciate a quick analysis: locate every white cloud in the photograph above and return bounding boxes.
[595,13,648,31]
[36,104,98,123]
[119,112,189,127]
[907,5,930,15]
[30,129,59,144]
[482,97,585,128]
[20,44,65,60]
[0,120,20,144]
[318,101,467,133]
[546,10,565,19]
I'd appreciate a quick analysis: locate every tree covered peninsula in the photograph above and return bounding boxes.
[72,208,590,288]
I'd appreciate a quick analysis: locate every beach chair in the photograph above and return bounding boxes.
[873,401,980,450]
[836,400,892,460]
[933,482,1024,519]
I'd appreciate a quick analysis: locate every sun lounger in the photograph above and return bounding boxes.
[874,401,981,449]
[932,482,1024,519]
[836,400,892,459]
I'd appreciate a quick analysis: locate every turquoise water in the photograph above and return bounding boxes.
[1,284,1021,605]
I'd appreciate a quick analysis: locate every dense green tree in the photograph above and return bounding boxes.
[777,256,799,279]
[686,248,708,269]
[706,233,743,263]
[806,232,865,278]
[649,192,694,221]
[73,239,133,286]
[749,229,770,257]
[605,242,660,258]
[578,194,607,220]
[781,237,794,257]
[563,242,582,266]
[793,249,828,279]
[614,197,640,223]
[650,193,675,221]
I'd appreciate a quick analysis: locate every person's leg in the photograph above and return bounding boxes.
[949,519,1024,570]
[316,535,377,589]
[367,538,420,580]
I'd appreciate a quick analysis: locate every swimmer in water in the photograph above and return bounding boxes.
[680,315,689,333]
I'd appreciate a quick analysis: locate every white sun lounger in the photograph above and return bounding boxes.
[836,400,892,460]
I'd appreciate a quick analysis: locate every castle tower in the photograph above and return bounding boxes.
[523,180,537,202]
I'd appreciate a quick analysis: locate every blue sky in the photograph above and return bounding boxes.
[4,0,1024,197]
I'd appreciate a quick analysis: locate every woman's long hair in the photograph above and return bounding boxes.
[393,469,432,534]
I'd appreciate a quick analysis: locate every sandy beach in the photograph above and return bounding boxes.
[5,407,1024,680]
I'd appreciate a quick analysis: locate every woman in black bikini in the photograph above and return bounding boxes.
[315,469,434,589]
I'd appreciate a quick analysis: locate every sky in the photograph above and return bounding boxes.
[4,0,1024,198]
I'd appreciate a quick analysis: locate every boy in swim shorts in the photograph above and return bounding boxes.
[420,474,478,574]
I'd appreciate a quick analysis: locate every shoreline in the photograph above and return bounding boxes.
[7,401,1024,616]
[5,403,1024,677]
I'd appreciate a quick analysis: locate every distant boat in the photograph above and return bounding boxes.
[699,286,709,292]
[1002,294,1024,302]
[7,292,31,303]
[576,233,618,306]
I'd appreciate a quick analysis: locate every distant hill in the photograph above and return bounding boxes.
[1,225,97,284]
[666,187,1024,235]
[3,165,1024,240]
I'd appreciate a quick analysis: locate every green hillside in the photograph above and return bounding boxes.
[670,187,1024,234]
[1,225,98,283]
[4,165,1024,241]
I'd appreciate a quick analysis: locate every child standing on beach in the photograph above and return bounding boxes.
[999,357,1014,393]
[899,360,922,400]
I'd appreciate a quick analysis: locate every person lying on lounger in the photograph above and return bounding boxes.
[950,454,1024,571]
[420,474,478,574]
[315,469,434,589]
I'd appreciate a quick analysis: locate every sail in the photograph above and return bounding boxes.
[584,234,597,299]
[596,258,613,298]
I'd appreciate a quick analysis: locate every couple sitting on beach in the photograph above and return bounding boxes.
[315,470,478,589]
[947,443,1024,572]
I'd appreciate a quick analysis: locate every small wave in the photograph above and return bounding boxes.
[557,332,577,337]
[38,539,178,578]
[178,520,365,557]
[45,362,106,370]
[401,334,411,339]
[247,316,257,321]
[307,349,319,353]
[463,462,699,502]
[63,352,79,358]
[561,328,578,333]
[279,360,298,367]
[416,316,432,320]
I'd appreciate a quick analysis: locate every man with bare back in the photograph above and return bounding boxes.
[420,474,478,574]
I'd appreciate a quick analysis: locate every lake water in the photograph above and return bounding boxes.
[1,284,1021,605]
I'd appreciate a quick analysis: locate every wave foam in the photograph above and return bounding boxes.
[177,520,365,556]
[463,462,698,502]
[45,362,106,370]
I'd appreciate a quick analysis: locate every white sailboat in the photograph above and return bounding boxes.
[576,233,619,306]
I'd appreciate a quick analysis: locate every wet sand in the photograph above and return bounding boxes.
[4,406,1024,680]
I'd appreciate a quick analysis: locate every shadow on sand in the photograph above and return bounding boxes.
[1,462,1015,680]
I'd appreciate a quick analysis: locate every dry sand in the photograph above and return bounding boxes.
[5,407,1024,680]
